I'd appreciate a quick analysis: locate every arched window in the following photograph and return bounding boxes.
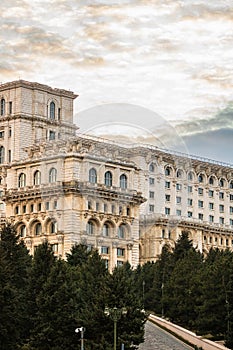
[120,174,127,189]
[87,221,95,235]
[165,167,171,176]
[187,172,194,181]
[18,173,26,187]
[50,221,57,234]
[229,181,233,189]
[149,163,154,172]
[1,98,5,116]
[89,168,97,183]
[35,222,42,236]
[219,178,225,187]
[20,225,26,237]
[209,176,214,185]
[0,146,4,164]
[198,174,204,183]
[50,101,55,119]
[118,224,127,239]
[49,168,57,183]
[34,170,41,185]
[177,169,183,178]
[103,223,111,237]
[104,171,112,187]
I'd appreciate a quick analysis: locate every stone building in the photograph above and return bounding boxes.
[0,79,233,268]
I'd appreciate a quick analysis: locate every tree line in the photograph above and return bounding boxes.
[138,231,233,349]
[0,225,146,350]
[2,224,233,349]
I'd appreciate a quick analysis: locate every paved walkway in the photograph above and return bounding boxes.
[139,320,193,350]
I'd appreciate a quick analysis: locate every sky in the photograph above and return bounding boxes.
[0,0,233,163]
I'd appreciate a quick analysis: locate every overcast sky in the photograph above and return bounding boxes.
[1,0,233,163]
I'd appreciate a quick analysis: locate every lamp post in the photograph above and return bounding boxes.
[75,327,85,350]
[105,306,127,350]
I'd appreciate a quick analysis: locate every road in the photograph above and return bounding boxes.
[138,320,193,350]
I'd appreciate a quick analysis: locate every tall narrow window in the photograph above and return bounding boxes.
[89,168,97,183]
[20,225,26,237]
[50,101,55,119]
[9,101,12,114]
[8,150,11,162]
[49,168,57,183]
[18,173,26,187]
[35,222,42,236]
[120,174,127,189]
[1,99,5,116]
[0,146,4,164]
[87,221,95,235]
[104,171,112,187]
[34,170,41,185]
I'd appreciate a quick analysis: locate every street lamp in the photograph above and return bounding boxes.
[105,306,127,350]
[75,327,85,350]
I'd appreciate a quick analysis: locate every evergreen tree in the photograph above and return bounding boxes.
[66,243,91,267]
[30,259,79,350]
[0,224,31,350]
[105,263,147,350]
[225,270,233,349]
[172,231,194,262]
[26,240,56,346]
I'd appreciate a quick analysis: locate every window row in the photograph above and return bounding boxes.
[0,98,12,116]
[18,220,57,237]
[100,246,125,257]
[203,235,233,247]
[87,200,131,216]
[163,165,233,188]
[14,200,58,215]
[18,168,57,187]
[86,220,129,239]
[89,168,128,189]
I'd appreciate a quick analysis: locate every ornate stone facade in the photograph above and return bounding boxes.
[0,80,233,268]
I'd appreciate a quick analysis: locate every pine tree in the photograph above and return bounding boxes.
[0,224,31,350]
[26,240,56,346]
[30,259,79,350]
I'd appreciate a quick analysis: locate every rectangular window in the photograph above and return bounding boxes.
[198,200,203,208]
[111,205,115,214]
[46,202,50,210]
[198,213,203,220]
[176,183,182,191]
[219,192,224,199]
[9,128,12,137]
[209,190,214,197]
[149,177,155,185]
[188,186,192,193]
[9,101,12,114]
[149,191,154,199]
[117,248,125,257]
[188,198,193,206]
[38,203,42,211]
[30,204,34,213]
[8,150,11,162]
[219,204,224,213]
[165,194,170,202]
[176,209,181,216]
[209,215,214,223]
[149,204,154,212]
[165,207,170,215]
[230,207,233,214]
[54,200,58,209]
[230,194,233,201]
[230,219,233,226]
[101,246,109,254]
[88,201,92,210]
[176,196,181,204]
[198,188,203,195]
[23,205,26,213]
[209,202,214,210]
[188,211,192,218]
[104,204,108,212]
[165,181,170,189]
[96,202,99,211]
[49,131,55,140]
[219,217,224,224]
[117,260,124,267]
[0,131,4,138]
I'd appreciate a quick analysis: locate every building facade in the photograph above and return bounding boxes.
[0,80,233,268]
